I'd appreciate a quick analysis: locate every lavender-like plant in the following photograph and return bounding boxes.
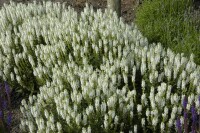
[183,96,188,133]
[199,96,200,131]
[191,104,197,133]
[177,96,200,133]
[0,82,12,133]
[176,118,182,133]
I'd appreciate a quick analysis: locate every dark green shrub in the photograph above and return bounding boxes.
[135,0,200,64]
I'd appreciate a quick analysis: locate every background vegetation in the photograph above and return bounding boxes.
[135,0,200,64]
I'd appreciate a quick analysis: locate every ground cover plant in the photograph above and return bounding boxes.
[135,0,200,64]
[0,1,200,133]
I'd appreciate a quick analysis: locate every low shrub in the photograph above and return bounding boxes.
[10,1,200,133]
[135,0,200,64]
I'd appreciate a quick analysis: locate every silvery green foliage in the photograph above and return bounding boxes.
[1,1,200,133]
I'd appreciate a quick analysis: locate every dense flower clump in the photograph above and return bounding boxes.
[0,1,200,133]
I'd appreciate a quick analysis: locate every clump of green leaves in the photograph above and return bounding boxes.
[135,0,200,64]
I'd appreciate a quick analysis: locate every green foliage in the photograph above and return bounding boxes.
[135,0,200,64]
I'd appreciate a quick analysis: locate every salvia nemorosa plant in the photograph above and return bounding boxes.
[0,1,200,133]
[0,82,12,133]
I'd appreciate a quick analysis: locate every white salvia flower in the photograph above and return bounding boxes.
[178,106,182,114]
[173,94,179,104]
[162,113,167,120]
[197,85,200,95]
[141,80,145,88]
[16,75,21,82]
[158,72,164,82]
[130,111,133,118]
[57,122,62,131]
[49,114,54,123]
[134,125,137,133]
[132,66,136,82]
[44,109,49,119]
[114,115,119,125]
[89,89,95,99]
[141,62,146,75]
[181,79,186,90]
[95,97,100,110]
[29,96,33,105]
[152,117,158,127]
[50,123,56,131]
[104,119,108,129]
[151,109,158,116]
[181,70,186,79]
[104,114,108,121]
[149,73,153,83]
[166,90,171,100]
[10,72,14,81]
[88,105,94,113]
[186,104,191,110]
[168,118,173,128]
[125,65,128,74]
[180,116,184,125]
[82,127,87,133]
[83,114,87,126]
[21,99,27,106]
[164,107,168,114]
[188,94,194,105]
[107,95,116,108]
[137,104,142,114]
[171,111,176,120]
[77,93,83,104]
[75,113,81,126]
[160,122,165,132]
[141,118,145,127]
[123,73,128,84]
[154,71,158,79]
[111,74,117,84]
[173,69,178,79]
[28,121,35,132]
[39,118,45,130]
[195,99,200,108]
[20,106,25,114]
[190,53,195,61]
[108,110,115,119]
[87,126,91,133]
[151,100,156,109]
[141,93,147,105]
[146,108,150,117]
[172,106,177,114]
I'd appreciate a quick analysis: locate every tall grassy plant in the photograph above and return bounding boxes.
[135,0,200,64]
